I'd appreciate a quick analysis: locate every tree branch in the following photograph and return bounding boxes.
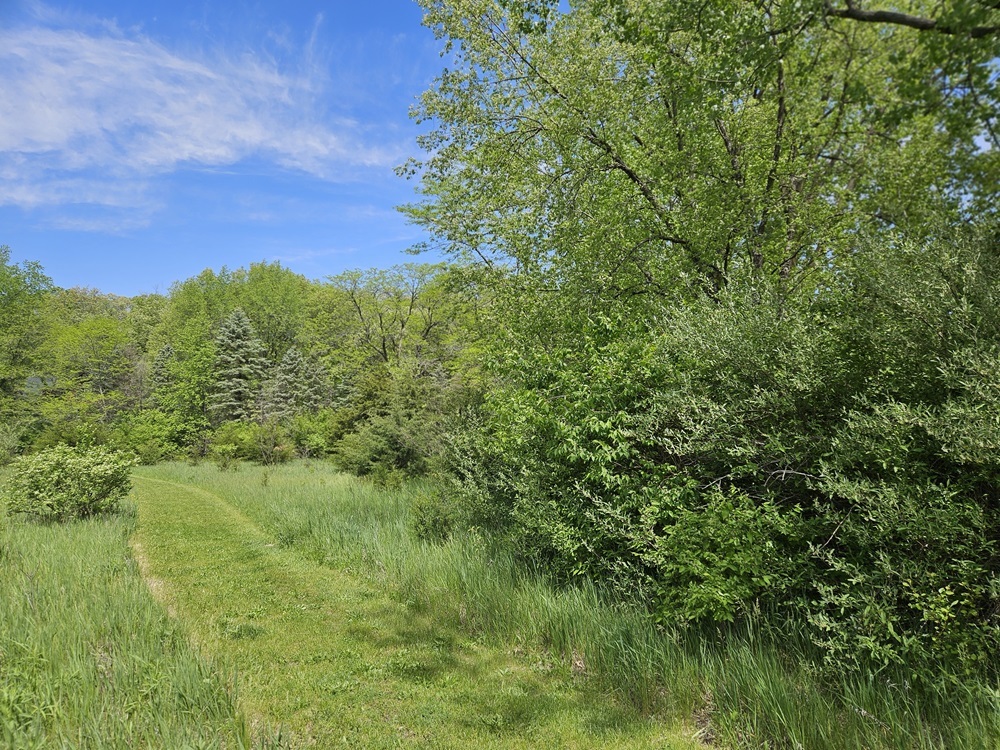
[825,2,1000,38]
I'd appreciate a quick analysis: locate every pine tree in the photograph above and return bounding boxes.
[209,309,268,423]
[264,346,325,421]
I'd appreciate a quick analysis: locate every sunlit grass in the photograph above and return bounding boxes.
[0,486,249,749]
[133,462,696,749]
[139,460,1000,749]
[6,451,994,748]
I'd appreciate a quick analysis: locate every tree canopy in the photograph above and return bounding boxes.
[405,0,998,306]
[401,0,1000,680]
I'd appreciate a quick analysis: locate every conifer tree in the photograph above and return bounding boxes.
[149,344,174,408]
[263,346,325,422]
[209,309,267,423]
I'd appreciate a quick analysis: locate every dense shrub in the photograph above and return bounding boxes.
[410,487,464,542]
[334,415,422,479]
[332,361,466,480]
[31,418,111,452]
[3,444,136,521]
[287,411,340,458]
[449,230,1000,680]
[110,409,189,464]
[0,418,29,466]
[209,421,294,466]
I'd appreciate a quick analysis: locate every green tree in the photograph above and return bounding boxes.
[262,346,326,422]
[240,262,312,361]
[155,334,215,448]
[0,248,52,460]
[31,308,137,448]
[209,309,268,424]
[149,344,175,408]
[125,293,168,355]
[406,0,998,303]
[327,264,452,365]
[0,247,51,404]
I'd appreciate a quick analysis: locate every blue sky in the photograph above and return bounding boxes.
[0,0,444,295]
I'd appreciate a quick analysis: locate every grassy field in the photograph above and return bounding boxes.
[4,460,996,748]
[134,461,999,750]
[0,490,249,749]
[132,463,700,748]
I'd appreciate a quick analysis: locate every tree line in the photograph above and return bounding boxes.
[0,254,479,483]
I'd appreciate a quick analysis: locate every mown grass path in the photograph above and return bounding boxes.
[131,473,697,749]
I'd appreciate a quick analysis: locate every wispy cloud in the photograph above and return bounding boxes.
[0,6,406,217]
[46,213,159,233]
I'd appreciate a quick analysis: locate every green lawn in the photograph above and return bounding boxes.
[132,463,699,749]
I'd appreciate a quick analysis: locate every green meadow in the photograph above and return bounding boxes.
[3,461,997,748]
[0,484,248,748]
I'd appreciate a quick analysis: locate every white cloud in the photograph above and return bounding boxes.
[0,10,405,214]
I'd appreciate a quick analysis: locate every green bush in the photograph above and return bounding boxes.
[3,445,136,522]
[31,419,111,452]
[332,358,472,480]
[209,421,294,466]
[287,410,340,458]
[410,488,463,542]
[449,229,1000,680]
[334,418,400,476]
[109,409,188,464]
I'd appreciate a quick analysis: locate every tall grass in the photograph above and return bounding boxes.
[144,462,1000,749]
[0,490,250,749]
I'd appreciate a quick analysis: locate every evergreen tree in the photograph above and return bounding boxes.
[209,309,268,424]
[263,346,325,422]
[149,344,174,408]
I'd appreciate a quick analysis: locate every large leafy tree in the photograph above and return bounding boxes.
[0,248,52,459]
[239,262,312,361]
[406,0,998,306]
[0,247,52,405]
[327,264,454,366]
[43,315,134,420]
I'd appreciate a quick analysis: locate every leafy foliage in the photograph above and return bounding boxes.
[0,247,52,404]
[210,420,296,467]
[403,0,1000,685]
[3,444,136,522]
[445,231,1000,677]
